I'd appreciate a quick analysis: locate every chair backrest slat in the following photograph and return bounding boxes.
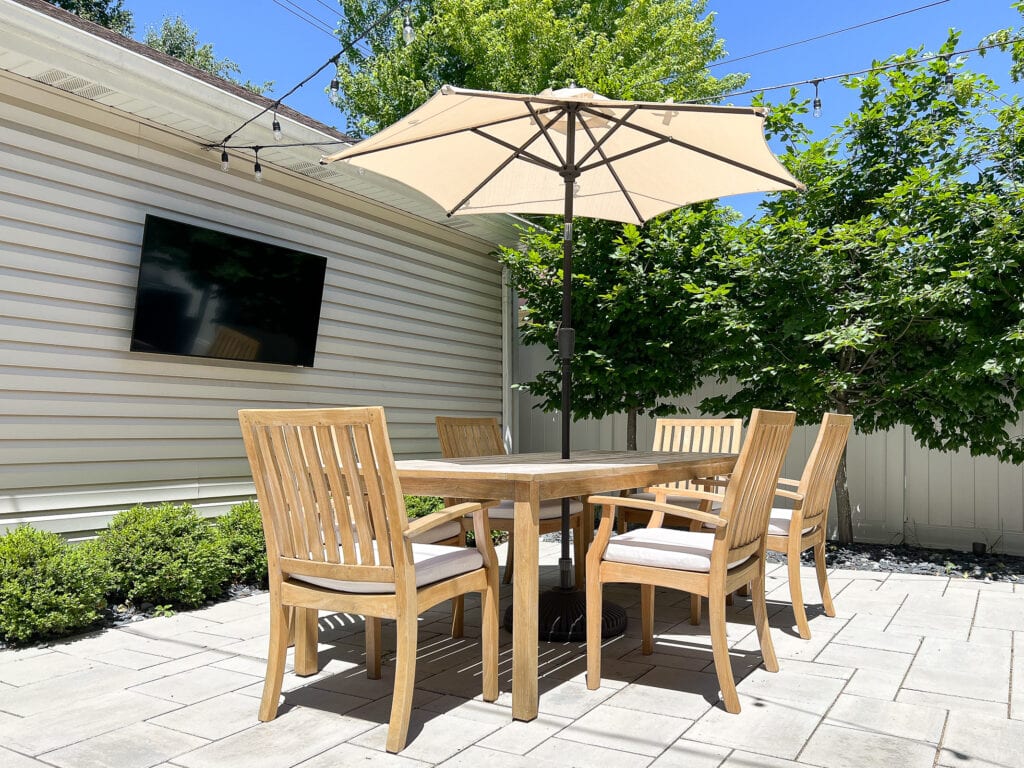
[716,409,795,555]
[651,417,743,491]
[436,416,506,458]
[797,413,854,528]
[238,407,409,584]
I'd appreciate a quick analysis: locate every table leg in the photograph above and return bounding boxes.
[511,489,540,721]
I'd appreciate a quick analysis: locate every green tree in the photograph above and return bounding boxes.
[46,0,133,35]
[144,16,272,95]
[334,0,744,136]
[503,205,736,449]
[703,31,1024,543]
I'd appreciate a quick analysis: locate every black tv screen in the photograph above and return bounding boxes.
[130,215,327,367]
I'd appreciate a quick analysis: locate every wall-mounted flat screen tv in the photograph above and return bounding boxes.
[130,215,327,367]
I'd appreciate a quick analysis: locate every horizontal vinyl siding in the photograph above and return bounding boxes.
[0,71,505,537]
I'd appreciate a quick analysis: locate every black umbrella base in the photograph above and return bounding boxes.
[503,588,628,642]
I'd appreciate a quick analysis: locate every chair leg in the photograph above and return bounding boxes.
[502,532,514,585]
[573,517,585,589]
[586,569,603,689]
[481,576,499,702]
[788,545,811,640]
[690,593,702,625]
[293,607,319,676]
[708,585,739,713]
[366,616,382,679]
[814,539,836,617]
[752,562,779,673]
[450,596,465,638]
[386,611,418,753]
[640,583,655,655]
[258,599,290,721]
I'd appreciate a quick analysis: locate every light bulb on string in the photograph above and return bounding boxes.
[253,148,263,183]
[220,148,229,172]
[812,79,822,118]
[272,111,282,141]
[329,78,340,106]
[403,13,415,44]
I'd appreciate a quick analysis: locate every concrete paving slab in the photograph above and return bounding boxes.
[0,649,96,687]
[40,720,207,768]
[800,722,938,768]
[148,691,266,740]
[0,746,50,767]
[526,735,652,768]
[825,693,946,743]
[129,665,262,705]
[939,709,1024,767]
[349,708,503,764]
[895,688,1008,718]
[558,702,690,756]
[476,712,572,755]
[684,693,822,760]
[974,592,1024,631]
[903,637,1011,702]
[603,666,721,720]
[648,738,731,768]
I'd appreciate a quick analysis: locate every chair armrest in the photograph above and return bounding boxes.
[589,494,728,530]
[774,489,805,508]
[404,501,494,541]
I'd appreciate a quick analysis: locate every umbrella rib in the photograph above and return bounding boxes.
[578,116,644,224]
[445,123,563,215]
[526,103,567,168]
[573,105,639,169]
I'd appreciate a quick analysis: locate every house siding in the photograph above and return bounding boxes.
[0,69,505,538]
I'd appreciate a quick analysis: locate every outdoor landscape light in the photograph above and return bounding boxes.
[220,149,229,171]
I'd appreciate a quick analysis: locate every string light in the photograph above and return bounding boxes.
[812,79,822,118]
[203,1,415,177]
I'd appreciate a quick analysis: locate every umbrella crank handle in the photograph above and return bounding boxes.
[557,327,575,361]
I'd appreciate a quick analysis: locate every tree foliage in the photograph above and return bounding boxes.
[701,30,1024,541]
[503,205,736,448]
[47,0,133,35]
[144,16,272,95]
[334,0,744,136]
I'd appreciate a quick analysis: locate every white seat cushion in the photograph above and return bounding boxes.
[407,519,463,543]
[291,542,482,594]
[475,497,584,521]
[766,508,817,537]
[603,528,744,572]
[628,491,722,512]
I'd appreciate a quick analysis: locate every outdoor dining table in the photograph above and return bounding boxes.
[395,448,738,721]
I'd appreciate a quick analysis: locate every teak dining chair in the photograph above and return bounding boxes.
[434,416,586,587]
[585,408,796,714]
[766,412,853,639]
[617,417,744,534]
[238,406,500,753]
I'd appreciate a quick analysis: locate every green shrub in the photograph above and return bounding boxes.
[99,503,228,608]
[405,495,444,518]
[215,500,267,588]
[0,526,110,645]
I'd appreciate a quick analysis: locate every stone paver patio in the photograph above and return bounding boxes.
[1,540,1022,767]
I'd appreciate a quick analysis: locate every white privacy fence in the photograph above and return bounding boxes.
[512,344,1024,556]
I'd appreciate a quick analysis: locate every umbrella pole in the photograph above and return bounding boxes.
[516,105,626,642]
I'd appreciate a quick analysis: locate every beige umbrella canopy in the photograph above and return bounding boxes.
[323,84,803,640]
[322,84,803,224]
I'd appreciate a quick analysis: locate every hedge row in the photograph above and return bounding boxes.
[0,496,455,647]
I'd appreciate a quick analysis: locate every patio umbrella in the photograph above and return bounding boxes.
[322,84,803,639]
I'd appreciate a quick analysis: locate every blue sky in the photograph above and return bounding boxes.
[123,0,1022,212]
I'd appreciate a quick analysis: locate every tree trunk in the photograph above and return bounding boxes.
[834,446,854,544]
[832,397,854,543]
[626,407,638,451]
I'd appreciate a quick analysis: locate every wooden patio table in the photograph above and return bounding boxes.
[395,448,737,721]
